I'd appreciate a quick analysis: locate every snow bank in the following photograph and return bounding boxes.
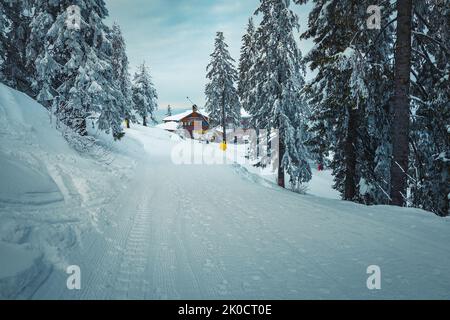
[0,241,51,299]
[0,155,63,205]
[0,83,138,298]
[231,164,276,189]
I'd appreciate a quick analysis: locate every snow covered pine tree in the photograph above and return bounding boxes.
[0,0,34,96]
[0,2,7,84]
[30,0,126,139]
[205,31,241,143]
[409,0,449,216]
[110,22,134,129]
[238,17,257,115]
[248,0,311,189]
[298,0,393,203]
[132,62,158,127]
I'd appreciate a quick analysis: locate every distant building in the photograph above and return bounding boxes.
[157,105,253,143]
[160,105,210,137]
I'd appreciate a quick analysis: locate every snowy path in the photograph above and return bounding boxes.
[30,127,450,300]
[2,84,448,300]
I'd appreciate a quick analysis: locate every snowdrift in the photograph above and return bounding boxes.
[0,241,50,299]
[0,155,63,205]
[0,83,137,298]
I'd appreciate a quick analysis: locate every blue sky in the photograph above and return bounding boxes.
[104,0,313,110]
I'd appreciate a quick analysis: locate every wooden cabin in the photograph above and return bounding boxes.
[162,105,209,136]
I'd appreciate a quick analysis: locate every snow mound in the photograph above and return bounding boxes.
[0,241,51,299]
[0,83,138,298]
[232,163,276,189]
[0,155,63,205]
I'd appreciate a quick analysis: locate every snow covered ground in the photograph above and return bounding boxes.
[1,84,450,299]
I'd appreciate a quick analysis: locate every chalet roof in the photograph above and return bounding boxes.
[163,109,209,122]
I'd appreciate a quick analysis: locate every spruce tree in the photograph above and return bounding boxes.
[299,0,394,202]
[409,0,449,215]
[0,2,7,83]
[300,0,361,200]
[132,62,158,127]
[27,0,57,104]
[31,1,125,138]
[249,0,311,189]
[0,0,34,96]
[205,31,241,133]
[110,22,133,129]
[237,18,256,114]
[297,0,448,213]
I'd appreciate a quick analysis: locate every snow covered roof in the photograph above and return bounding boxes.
[156,121,179,131]
[163,109,209,122]
[241,108,251,118]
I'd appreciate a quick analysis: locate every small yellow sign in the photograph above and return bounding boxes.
[219,142,227,151]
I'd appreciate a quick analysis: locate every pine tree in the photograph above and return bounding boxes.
[31,1,125,138]
[237,18,256,114]
[0,0,34,96]
[298,0,394,202]
[300,0,361,200]
[110,22,133,129]
[0,3,7,83]
[205,31,241,135]
[166,105,172,117]
[132,62,158,127]
[26,0,57,104]
[238,17,260,158]
[249,0,311,189]
[409,0,449,215]
[350,1,394,205]
[297,0,447,213]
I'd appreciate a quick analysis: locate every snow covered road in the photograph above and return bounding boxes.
[1,85,449,299]
[32,127,450,300]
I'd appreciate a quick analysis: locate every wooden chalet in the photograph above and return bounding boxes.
[162,105,209,136]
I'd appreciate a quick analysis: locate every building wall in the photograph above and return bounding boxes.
[180,113,209,136]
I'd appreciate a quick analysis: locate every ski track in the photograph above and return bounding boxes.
[29,132,450,300]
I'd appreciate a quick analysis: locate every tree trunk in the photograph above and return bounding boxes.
[256,127,260,158]
[390,0,412,207]
[278,127,285,188]
[143,116,147,127]
[344,106,358,200]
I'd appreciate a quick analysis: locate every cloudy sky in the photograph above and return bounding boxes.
[104,0,313,110]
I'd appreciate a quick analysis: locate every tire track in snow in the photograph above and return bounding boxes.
[108,165,160,299]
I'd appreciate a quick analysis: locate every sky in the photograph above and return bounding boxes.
[104,0,313,110]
